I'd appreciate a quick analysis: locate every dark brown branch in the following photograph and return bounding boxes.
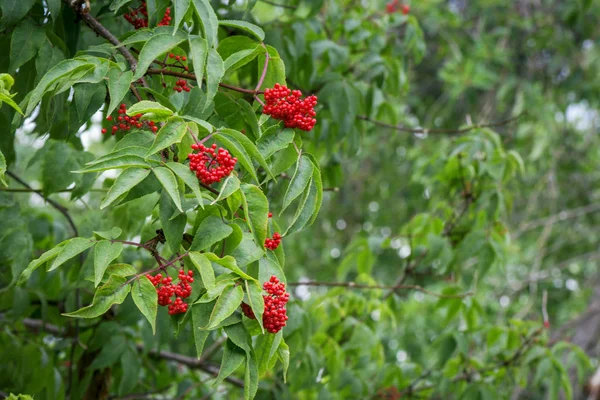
[288,281,472,299]
[7,171,78,236]
[260,0,297,9]
[357,112,525,135]
[146,69,263,95]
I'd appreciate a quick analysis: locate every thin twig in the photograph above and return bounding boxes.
[145,69,262,95]
[288,281,473,299]
[260,0,297,9]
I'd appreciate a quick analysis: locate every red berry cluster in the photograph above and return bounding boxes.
[168,53,190,72]
[385,0,410,14]
[241,276,290,334]
[174,79,191,92]
[264,232,281,250]
[147,269,194,315]
[188,143,237,185]
[102,104,158,135]
[124,2,171,29]
[263,84,318,131]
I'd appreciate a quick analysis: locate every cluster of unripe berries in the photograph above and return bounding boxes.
[385,0,410,14]
[264,232,281,250]
[263,84,318,132]
[188,143,237,185]
[102,103,158,135]
[124,2,171,29]
[241,276,289,334]
[147,269,194,315]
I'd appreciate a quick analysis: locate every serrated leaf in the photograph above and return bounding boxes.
[107,68,133,116]
[192,303,211,358]
[189,252,215,288]
[173,0,190,34]
[146,119,187,156]
[159,190,186,253]
[224,322,252,353]
[49,237,95,271]
[10,19,46,72]
[219,20,265,41]
[219,128,274,179]
[206,284,244,329]
[63,275,131,318]
[153,166,183,212]
[240,183,269,247]
[212,174,240,204]
[215,339,245,386]
[166,162,204,207]
[132,276,158,334]
[127,101,174,119]
[189,36,208,88]
[132,34,186,81]
[190,215,233,251]
[94,240,124,287]
[245,280,264,332]
[204,253,255,281]
[0,151,7,186]
[18,243,66,284]
[278,340,290,383]
[204,48,224,112]
[214,132,258,183]
[257,128,295,159]
[101,168,151,209]
[245,351,259,400]
[285,177,318,236]
[282,154,313,212]
[0,92,23,115]
[93,227,123,240]
[181,115,214,133]
[223,48,258,74]
[191,0,218,48]
[76,155,151,173]
[255,332,281,376]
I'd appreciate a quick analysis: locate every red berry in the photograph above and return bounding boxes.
[402,4,410,14]
[101,128,107,134]
[181,56,187,61]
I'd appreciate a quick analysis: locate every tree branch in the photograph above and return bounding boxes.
[145,69,263,95]
[288,281,473,299]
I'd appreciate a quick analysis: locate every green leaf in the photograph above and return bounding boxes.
[224,322,252,354]
[132,34,186,81]
[127,101,174,120]
[191,0,219,48]
[189,36,208,89]
[153,166,183,212]
[238,100,260,140]
[0,0,36,26]
[204,253,256,281]
[76,155,151,173]
[9,19,46,72]
[101,168,151,209]
[240,183,269,247]
[94,240,124,287]
[0,151,7,186]
[132,276,158,334]
[278,340,290,383]
[93,227,123,240]
[62,275,131,318]
[173,0,190,34]
[206,284,244,329]
[18,243,66,284]
[192,303,211,358]
[85,264,137,283]
[107,67,133,116]
[212,174,240,204]
[245,280,264,332]
[49,237,95,271]
[255,332,281,375]
[257,45,286,90]
[219,20,265,41]
[204,48,224,112]
[189,252,215,288]
[146,119,187,156]
[213,132,258,183]
[0,92,23,115]
[166,161,204,207]
[214,339,245,386]
[307,156,322,226]
[159,190,186,253]
[245,351,259,400]
[218,128,274,179]
[282,154,313,212]
[190,215,233,251]
[223,48,259,74]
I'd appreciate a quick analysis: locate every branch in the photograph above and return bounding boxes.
[288,281,473,299]
[62,0,149,88]
[3,314,244,388]
[357,112,525,135]
[260,0,297,9]
[146,69,262,95]
[7,171,78,236]
[515,202,600,237]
